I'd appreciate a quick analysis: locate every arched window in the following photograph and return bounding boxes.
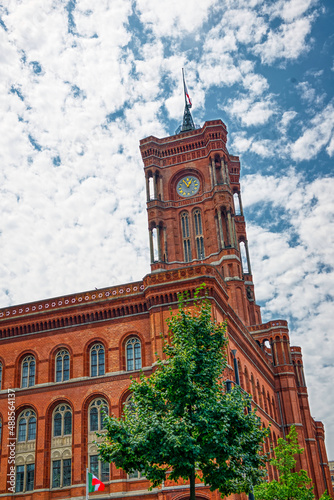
[21,356,35,388]
[89,398,108,432]
[51,404,72,488]
[88,399,110,482]
[53,404,72,437]
[55,350,70,382]
[17,409,36,442]
[90,344,105,377]
[181,211,191,262]
[126,338,141,371]
[193,209,205,259]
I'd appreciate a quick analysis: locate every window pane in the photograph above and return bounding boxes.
[18,418,27,442]
[28,360,35,387]
[91,350,97,377]
[28,417,36,441]
[127,344,133,371]
[54,412,62,437]
[22,361,28,388]
[101,461,110,482]
[194,213,199,235]
[90,407,98,432]
[100,406,108,430]
[134,342,141,370]
[98,349,105,376]
[52,460,61,488]
[63,459,71,487]
[64,411,72,435]
[63,354,70,381]
[26,464,35,491]
[90,455,99,477]
[56,356,63,382]
[16,466,25,492]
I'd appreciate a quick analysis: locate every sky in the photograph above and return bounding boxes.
[0,0,333,457]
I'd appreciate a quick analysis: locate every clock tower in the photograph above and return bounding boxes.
[139,115,260,327]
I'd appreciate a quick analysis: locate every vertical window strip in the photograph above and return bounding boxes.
[16,466,25,492]
[52,460,61,488]
[26,464,35,491]
[194,210,204,259]
[18,418,26,442]
[181,212,192,262]
[63,459,71,487]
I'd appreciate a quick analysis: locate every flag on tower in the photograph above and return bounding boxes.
[87,471,105,495]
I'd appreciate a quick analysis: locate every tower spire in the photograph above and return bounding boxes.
[179,68,195,133]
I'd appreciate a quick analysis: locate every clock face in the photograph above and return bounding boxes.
[177,176,200,198]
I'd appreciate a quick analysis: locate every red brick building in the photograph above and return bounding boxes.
[0,118,332,500]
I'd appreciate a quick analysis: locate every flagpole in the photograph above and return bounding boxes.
[86,468,89,500]
[182,68,187,107]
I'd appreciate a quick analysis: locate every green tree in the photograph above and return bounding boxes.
[98,286,268,499]
[254,425,332,500]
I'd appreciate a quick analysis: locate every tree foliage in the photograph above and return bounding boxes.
[254,425,332,500]
[97,286,268,499]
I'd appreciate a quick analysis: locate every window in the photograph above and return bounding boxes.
[89,455,109,483]
[17,409,36,442]
[193,209,204,259]
[21,355,35,388]
[16,464,34,492]
[90,344,105,377]
[126,338,141,371]
[0,362,2,389]
[128,469,145,480]
[89,398,108,432]
[181,211,192,262]
[52,458,71,488]
[55,350,70,382]
[53,404,72,437]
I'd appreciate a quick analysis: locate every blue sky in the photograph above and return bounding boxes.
[0,0,333,457]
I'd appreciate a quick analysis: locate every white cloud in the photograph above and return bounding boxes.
[291,101,334,160]
[267,0,317,23]
[242,171,334,453]
[226,95,276,126]
[253,16,313,64]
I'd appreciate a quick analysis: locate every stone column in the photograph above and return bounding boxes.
[149,229,154,263]
[156,226,162,261]
[227,211,234,247]
[221,160,227,184]
[146,176,150,202]
[153,173,157,199]
[211,158,217,186]
[238,192,244,216]
[159,176,163,201]
[244,240,252,275]
[217,211,225,249]
[163,227,168,261]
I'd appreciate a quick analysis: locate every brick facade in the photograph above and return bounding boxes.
[0,119,332,499]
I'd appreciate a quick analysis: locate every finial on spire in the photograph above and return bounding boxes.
[175,68,196,134]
